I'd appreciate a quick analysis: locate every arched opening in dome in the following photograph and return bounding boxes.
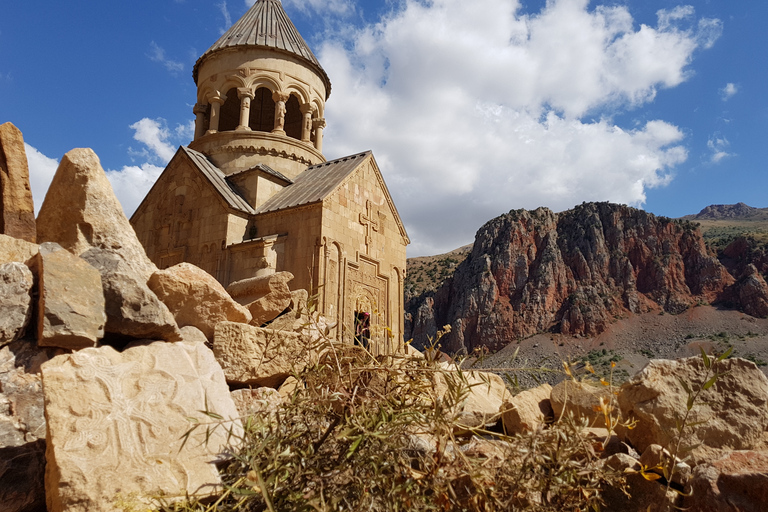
[218,89,240,132]
[284,94,302,140]
[249,87,275,133]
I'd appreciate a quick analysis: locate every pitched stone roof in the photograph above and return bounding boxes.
[255,151,372,214]
[193,0,331,96]
[227,164,293,185]
[182,147,256,214]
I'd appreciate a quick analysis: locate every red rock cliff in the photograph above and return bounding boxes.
[405,203,768,354]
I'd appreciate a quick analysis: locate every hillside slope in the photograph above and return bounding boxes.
[405,202,768,354]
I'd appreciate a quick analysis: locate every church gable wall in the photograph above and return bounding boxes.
[320,159,407,348]
[131,157,238,278]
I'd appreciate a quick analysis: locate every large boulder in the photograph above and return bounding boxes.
[226,272,294,326]
[435,368,511,429]
[213,322,318,388]
[80,247,181,343]
[148,263,251,340]
[0,262,34,346]
[32,243,105,350]
[618,357,768,461]
[0,339,59,512]
[36,148,156,280]
[550,380,612,427]
[0,122,36,243]
[0,234,38,264]
[685,450,768,512]
[501,383,553,435]
[42,341,241,512]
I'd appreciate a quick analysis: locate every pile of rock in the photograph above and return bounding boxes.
[499,356,768,511]
[0,125,327,512]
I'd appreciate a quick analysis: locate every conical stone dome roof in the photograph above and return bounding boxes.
[193,0,331,97]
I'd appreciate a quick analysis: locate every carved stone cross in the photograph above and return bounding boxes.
[359,200,380,254]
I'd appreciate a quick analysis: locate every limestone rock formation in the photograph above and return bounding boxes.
[148,262,252,339]
[213,322,317,388]
[36,148,156,280]
[618,357,768,462]
[434,369,510,429]
[733,264,768,318]
[0,234,38,264]
[0,339,59,512]
[81,247,181,343]
[685,450,768,512]
[406,203,756,353]
[0,122,36,243]
[179,325,209,344]
[550,379,612,427]
[0,262,34,346]
[42,341,241,512]
[33,243,106,350]
[227,272,294,326]
[501,383,552,434]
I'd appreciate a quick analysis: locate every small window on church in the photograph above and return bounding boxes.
[284,94,302,140]
[219,89,240,132]
[250,87,275,132]
[354,311,370,349]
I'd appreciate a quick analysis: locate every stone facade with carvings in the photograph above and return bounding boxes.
[131,0,409,349]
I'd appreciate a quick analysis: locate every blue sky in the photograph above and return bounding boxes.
[1,0,766,256]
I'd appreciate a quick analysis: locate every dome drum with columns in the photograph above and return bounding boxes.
[190,0,330,179]
[131,0,409,350]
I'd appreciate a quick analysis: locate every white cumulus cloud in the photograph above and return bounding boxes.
[317,0,720,255]
[25,143,59,214]
[720,82,738,101]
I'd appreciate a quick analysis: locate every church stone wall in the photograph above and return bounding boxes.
[132,157,241,279]
[319,157,407,348]
[250,206,324,294]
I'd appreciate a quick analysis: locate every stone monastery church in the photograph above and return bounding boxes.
[131,0,409,346]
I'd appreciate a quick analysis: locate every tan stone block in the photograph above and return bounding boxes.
[0,123,36,242]
[0,262,34,346]
[34,243,105,350]
[0,234,38,264]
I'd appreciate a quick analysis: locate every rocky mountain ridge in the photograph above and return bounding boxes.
[682,202,768,221]
[405,202,768,354]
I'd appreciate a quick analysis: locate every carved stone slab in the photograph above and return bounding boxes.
[42,341,241,512]
[214,322,317,388]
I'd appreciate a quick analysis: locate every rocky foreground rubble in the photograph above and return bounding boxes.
[2,122,768,511]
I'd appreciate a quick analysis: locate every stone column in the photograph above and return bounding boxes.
[300,104,315,143]
[313,118,327,153]
[236,88,255,132]
[206,95,224,134]
[192,103,209,141]
[272,92,289,134]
